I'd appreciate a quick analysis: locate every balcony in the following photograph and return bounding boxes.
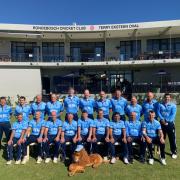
[0,51,180,63]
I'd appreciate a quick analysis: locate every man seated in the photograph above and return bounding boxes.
[125,112,142,163]
[141,110,166,165]
[6,113,28,165]
[21,111,45,164]
[108,112,129,164]
[91,109,109,161]
[60,113,78,161]
[76,110,93,153]
[43,111,62,164]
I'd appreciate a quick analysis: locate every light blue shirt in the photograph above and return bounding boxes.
[142,119,161,138]
[62,120,77,136]
[95,99,112,115]
[126,104,142,121]
[28,119,45,136]
[14,104,31,122]
[157,102,177,123]
[45,119,62,135]
[31,101,46,119]
[64,96,79,114]
[125,120,141,137]
[0,104,12,123]
[142,99,158,121]
[77,118,93,136]
[79,98,95,115]
[110,120,125,136]
[46,101,64,116]
[111,97,127,115]
[12,121,28,139]
[92,118,109,135]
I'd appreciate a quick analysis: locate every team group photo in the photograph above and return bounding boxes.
[0,0,180,179]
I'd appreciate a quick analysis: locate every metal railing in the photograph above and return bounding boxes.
[1,51,180,63]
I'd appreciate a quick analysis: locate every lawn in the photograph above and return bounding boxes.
[0,108,180,180]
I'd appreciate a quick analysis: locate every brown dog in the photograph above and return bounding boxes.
[68,148,103,176]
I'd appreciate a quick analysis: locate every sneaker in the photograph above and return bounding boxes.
[45,158,51,164]
[53,157,58,164]
[21,156,28,165]
[140,156,145,164]
[123,157,129,164]
[15,160,21,165]
[6,160,12,165]
[172,154,177,159]
[36,156,43,164]
[148,158,154,165]
[103,156,109,162]
[129,158,134,164]
[160,158,167,165]
[110,157,116,164]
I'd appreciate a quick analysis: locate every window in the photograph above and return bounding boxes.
[42,42,64,62]
[120,40,141,60]
[11,42,38,62]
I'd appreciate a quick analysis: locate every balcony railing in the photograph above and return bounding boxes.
[1,51,180,63]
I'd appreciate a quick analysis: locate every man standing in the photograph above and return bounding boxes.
[46,94,64,119]
[95,91,112,120]
[111,89,127,121]
[31,95,46,120]
[157,93,177,159]
[0,97,12,149]
[14,96,31,122]
[142,91,158,121]
[79,89,95,119]
[64,87,79,121]
[126,96,142,121]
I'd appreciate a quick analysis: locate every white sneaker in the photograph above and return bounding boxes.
[160,158,167,165]
[36,156,42,164]
[123,157,129,164]
[172,154,177,159]
[110,157,116,164]
[149,158,154,165]
[103,156,108,162]
[6,160,12,165]
[53,157,58,164]
[21,156,28,165]
[15,160,21,165]
[45,158,51,164]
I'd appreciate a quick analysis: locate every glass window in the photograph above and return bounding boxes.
[42,42,64,62]
[120,40,141,60]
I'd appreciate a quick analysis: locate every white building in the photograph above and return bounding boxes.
[0,20,180,101]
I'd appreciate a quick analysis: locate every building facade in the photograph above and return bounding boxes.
[0,20,180,101]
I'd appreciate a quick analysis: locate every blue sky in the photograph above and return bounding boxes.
[0,0,180,25]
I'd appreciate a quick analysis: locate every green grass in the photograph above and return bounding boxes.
[0,109,180,180]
